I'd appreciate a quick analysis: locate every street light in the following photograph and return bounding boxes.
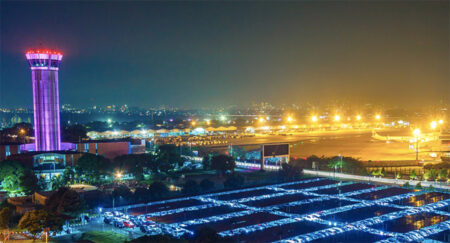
[334,115,340,122]
[311,116,318,122]
[258,117,265,123]
[439,119,444,124]
[430,121,438,129]
[375,114,381,120]
[356,115,361,121]
[115,171,123,180]
[287,116,294,123]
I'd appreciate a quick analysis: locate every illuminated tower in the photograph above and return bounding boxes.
[25,49,63,151]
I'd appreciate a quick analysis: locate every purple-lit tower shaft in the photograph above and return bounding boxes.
[26,50,63,151]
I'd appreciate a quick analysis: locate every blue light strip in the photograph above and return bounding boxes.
[104,178,450,242]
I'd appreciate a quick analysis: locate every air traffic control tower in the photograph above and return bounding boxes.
[25,49,63,151]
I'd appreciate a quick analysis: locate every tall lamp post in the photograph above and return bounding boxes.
[413,129,421,162]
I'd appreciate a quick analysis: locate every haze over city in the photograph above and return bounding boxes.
[1,1,448,108]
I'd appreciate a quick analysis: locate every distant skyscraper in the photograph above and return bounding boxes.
[25,49,63,151]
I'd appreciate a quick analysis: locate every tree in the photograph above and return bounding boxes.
[200,179,214,191]
[380,167,386,177]
[182,180,199,195]
[438,169,448,181]
[1,175,22,195]
[112,185,133,202]
[75,154,110,184]
[155,144,183,173]
[18,210,63,238]
[0,160,26,195]
[415,182,423,189]
[134,187,150,202]
[211,155,235,175]
[202,156,211,170]
[396,172,402,179]
[62,124,87,142]
[46,187,85,218]
[114,155,142,180]
[424,169,437,181]
[19,170,40,195]
[61,166,76,185]
[279,162,304,181]
[224,174,244,189]
[0,208,10,230]
[148,181,168,199]
[410,170,418,180]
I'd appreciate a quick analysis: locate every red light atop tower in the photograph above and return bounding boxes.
[26,49,62,55]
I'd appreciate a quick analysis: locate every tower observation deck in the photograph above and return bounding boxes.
[25,49,63,151]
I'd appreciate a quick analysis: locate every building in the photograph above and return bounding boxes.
[26,49,63,151]
[0,143,21,161]
[6,151,83,186]
[74,140,132,159]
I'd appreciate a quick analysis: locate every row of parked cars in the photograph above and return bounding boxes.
[103,211,190,237]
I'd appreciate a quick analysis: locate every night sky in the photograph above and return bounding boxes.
[1,1,448,109]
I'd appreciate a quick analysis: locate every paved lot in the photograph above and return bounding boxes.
[96,177,450,242]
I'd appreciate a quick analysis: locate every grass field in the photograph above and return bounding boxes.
[79,231,128,243]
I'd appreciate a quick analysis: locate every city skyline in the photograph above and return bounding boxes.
[1,1,448,109]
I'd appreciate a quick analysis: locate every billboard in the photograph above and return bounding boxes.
[263,144,289,157]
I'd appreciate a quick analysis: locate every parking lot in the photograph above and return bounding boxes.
[101,177,450,242]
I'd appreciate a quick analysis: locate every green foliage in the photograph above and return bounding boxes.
[62,124,88,142]
[427,185,434,191]
[18,210,63,238]
[112,185,133,202]
[396,172,402,179]
[279,162,303,181]
[80,231,128,243]
[75,154,110,184]
[0,207,11,229]
[155,144,183,173]
[46,187,85,218]
[19,170,40,195]
[438,169,448,181]
[424,169,437,181]
[211,155,235,175]
[415,182,423,189]
[0,160,38,195]
[410,170,418,180]
[371,168,384,177]
[224,173,244,189]
[113,154,154,181]
[402,182,410,188]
